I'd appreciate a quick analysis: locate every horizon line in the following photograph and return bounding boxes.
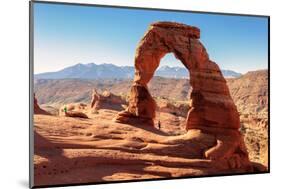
[34,62,268,75]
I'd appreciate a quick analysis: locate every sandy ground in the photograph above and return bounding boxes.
[33,109,254,187]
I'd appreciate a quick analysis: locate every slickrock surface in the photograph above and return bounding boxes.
[34,109,263,187]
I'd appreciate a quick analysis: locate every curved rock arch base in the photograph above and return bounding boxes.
[114,22,251,167]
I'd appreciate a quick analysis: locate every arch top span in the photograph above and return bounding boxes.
[150,21,200,39]
[133,22,210,85]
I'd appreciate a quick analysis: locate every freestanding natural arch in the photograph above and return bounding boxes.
[115,22,250,163]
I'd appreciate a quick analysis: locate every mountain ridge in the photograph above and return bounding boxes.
[35,63,242,79]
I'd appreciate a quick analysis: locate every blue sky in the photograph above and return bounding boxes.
[34,2,268,74]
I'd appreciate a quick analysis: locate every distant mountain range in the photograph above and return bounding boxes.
[34,70,267,113]
[35,63,242,79]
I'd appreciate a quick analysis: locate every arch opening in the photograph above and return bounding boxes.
[149,52,191,133]
[155,53,190,79]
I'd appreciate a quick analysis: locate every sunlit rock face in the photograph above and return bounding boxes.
[34,94,50,115]
[114,21,253,170]
[90,89,127,111]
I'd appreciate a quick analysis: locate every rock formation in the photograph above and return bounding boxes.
[34,94,50,115]
[65,111,88,119]
[59,103,87,116]
[58,103,88,118]
[157,98,189,117]
[90,89,127,111]
[115,21,251,169]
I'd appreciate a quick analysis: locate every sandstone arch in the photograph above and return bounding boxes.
[115,22,250,163]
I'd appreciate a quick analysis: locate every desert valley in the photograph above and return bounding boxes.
[33,67,268,186]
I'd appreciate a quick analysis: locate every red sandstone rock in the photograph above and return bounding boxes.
[65,111,88,119]
[59,103,87,116]
[34,94,50,115]
[114,21,251,170]
[91,89,127,111]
